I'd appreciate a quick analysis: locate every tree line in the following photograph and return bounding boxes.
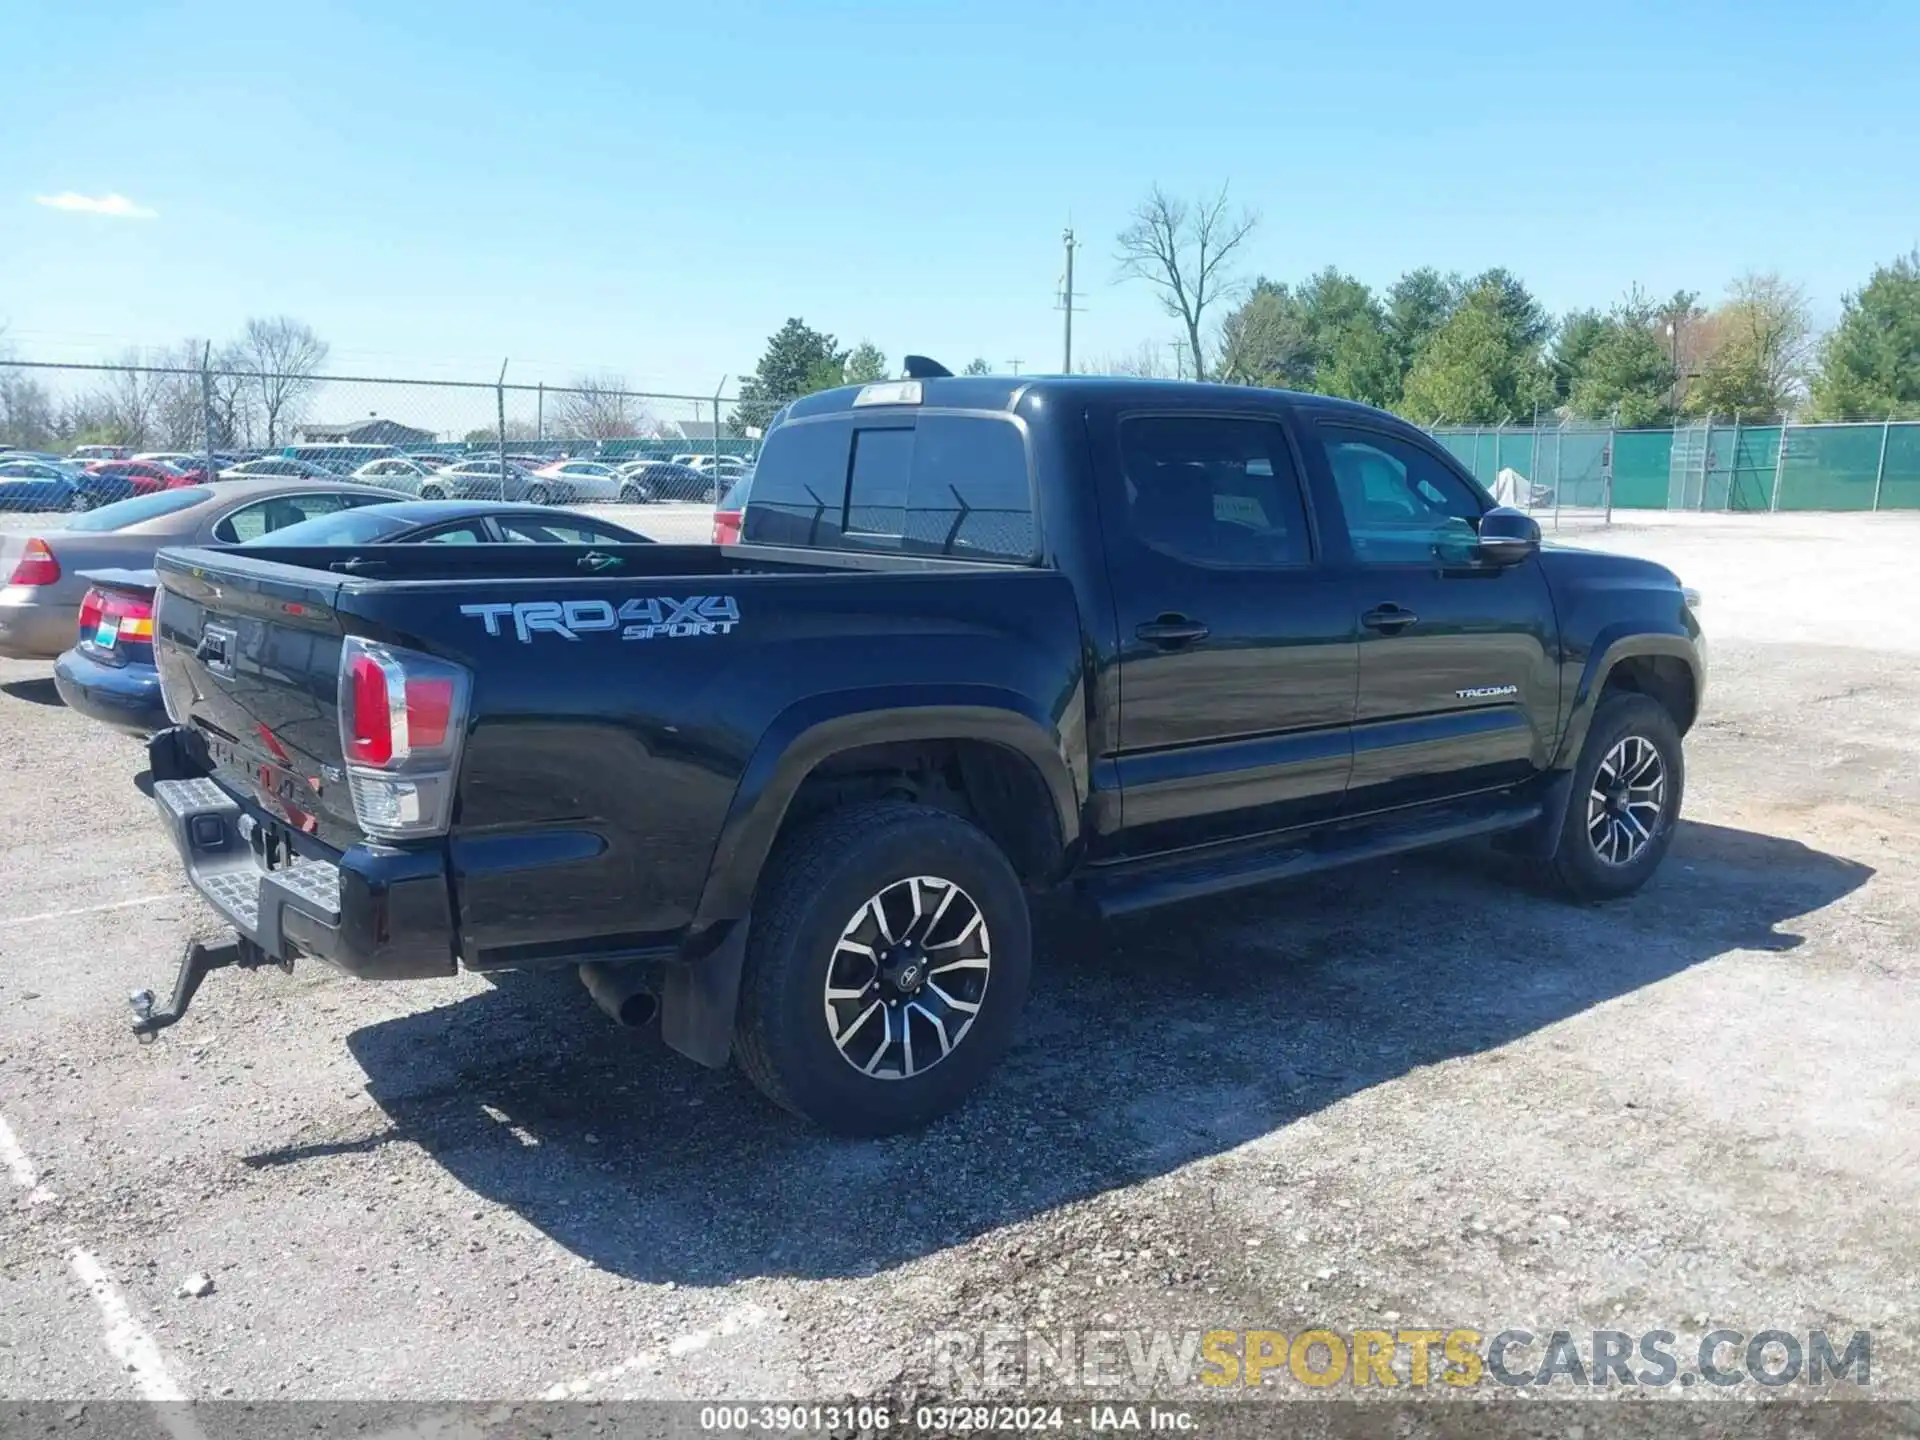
[1111,184,1920,425]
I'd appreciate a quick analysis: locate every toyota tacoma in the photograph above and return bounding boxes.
[131,365,1705,1134]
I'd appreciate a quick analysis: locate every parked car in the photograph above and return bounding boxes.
[51,569,167,736]
[124,371,1707,1134]
[528,460,623,504]
[236,499,650,548]
[620,460,715,501]
[87,459,202,497]
[712,472,751,543]
[418,459,536,502]
[0,459,87,513]
[350,457,444,494]
[670,453,754,479]
[0,480,396,659]
[69,444,131,462]
[217,456,338,481]
[283,444,406,475]
[132,452,206,470]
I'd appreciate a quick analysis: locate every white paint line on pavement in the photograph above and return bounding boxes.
[541,1301,771,1400]
[0,1111,57,1205]
[0,893,174,928]
[69,1247,208,1440]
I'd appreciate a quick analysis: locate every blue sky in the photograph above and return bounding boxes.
[4,0,1917,394]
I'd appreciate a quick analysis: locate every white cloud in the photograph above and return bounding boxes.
[33,192,158,219]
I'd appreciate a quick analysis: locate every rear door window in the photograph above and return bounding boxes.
[1118,415,1313,568]
[743,412,1034,561]
[213,492,375,543]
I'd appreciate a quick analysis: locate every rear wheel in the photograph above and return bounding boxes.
[734,801,1031,1135]
[419,482,448,500]
[620,482,653,505]
[1543,693,1684,900]
[68,488,91,511]
[526,482,551,506]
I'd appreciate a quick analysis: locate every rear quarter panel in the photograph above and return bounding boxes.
[339,564,1086,967]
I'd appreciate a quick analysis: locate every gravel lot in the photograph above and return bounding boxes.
[1,509,1916,1414]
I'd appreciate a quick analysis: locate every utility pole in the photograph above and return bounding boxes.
[1006,358,1024,376]
[1170,339,1189,381]
[1057,227,1084,373]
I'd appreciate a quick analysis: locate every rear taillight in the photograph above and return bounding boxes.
[78,587,154,649]
[337,636,471,839]
[8,539,60,587]
[712,510,743,545]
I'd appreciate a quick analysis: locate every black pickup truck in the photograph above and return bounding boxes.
[134,372,1704,1134]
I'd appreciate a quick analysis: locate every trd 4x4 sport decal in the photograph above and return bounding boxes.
[460,596,741,642]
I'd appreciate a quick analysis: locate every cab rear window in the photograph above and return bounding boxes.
[743,413,1035,562]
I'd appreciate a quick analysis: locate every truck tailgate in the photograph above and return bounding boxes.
[152,550,362,845]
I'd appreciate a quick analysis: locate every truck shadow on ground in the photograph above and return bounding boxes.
[256,818,1869,1285]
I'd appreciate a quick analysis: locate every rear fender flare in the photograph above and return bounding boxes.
[692,685,1083,928]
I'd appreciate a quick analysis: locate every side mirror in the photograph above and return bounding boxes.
[1475,506,1540,566]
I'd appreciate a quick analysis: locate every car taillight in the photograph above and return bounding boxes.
[77,588,155,649]
[7,539,60,587]
[712,510,743,545]
[337,636,470,839]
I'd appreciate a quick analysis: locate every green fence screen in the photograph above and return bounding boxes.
[1428,421,1920,512]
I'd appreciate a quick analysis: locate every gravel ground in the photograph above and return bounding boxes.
[1,510,1916,1414]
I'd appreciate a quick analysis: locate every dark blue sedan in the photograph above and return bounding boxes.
[0,458,83,513]
[53,569,166,735]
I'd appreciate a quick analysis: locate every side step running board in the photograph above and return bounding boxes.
[1081,798,1543,920]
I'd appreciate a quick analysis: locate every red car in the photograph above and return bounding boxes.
[86,459,207,496]
[712,472,750,544]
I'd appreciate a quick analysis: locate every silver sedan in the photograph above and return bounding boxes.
[0,479,396,660]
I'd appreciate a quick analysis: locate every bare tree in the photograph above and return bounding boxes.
[1115,183,1259,382]
[553,373,652,441]
[146,341,213,450]
[236,316,329,446]
[93,351,164,447]
[0,371,57,449]
[1087,341,1174,378]
[207,342,258,448]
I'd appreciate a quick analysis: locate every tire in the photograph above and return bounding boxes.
[419,483,448,501]
[68,489,91,512]
[620,483,653,505]
[734,801,1031,1135]
[1543,692,1684,900]
[526,483,551,506]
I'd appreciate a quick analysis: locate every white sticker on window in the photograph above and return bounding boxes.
[1213,493,1268,527]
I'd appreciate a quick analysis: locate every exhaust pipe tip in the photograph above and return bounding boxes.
[579,962,658,1029]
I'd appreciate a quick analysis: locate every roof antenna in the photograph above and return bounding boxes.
[902,355,952,379]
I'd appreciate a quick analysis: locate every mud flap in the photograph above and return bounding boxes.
[658,920,748,1069]
[1493,770,1575,859]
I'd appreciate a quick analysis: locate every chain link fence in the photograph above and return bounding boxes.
[1430,417,1920,517]
[0,359,754,514]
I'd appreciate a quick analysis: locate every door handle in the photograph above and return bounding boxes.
[1361,604,1419,634]
[1136,616,1210,648]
